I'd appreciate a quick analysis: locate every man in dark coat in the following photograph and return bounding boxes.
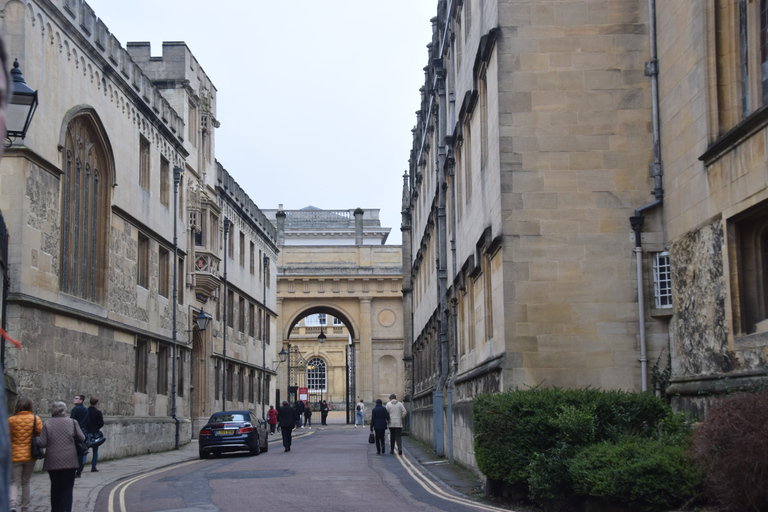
[320,400,329,425]
[85,396,105,472]
[278,401,297,452]
[294,399,305,429]
[69,395,88,476]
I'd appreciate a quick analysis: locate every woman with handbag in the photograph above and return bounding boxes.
[85,396,105,472]
[36,401,86,512]
[8,397,42,512]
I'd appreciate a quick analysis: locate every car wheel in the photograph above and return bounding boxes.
[262,435,269,453]
[250,438,261,456]
[199,448,209,460]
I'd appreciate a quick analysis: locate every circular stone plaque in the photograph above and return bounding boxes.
[378,309,396,327]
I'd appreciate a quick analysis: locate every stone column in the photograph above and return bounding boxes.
[358,297,373,400]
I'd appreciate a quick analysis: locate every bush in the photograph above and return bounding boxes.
[569,437,702,512]
[473,388,671,491]
[691,391,768,511]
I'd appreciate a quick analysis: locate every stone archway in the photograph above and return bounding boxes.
[275,246,404,416]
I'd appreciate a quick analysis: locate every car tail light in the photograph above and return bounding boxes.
[238,426,254,434]
[199,429,212,436]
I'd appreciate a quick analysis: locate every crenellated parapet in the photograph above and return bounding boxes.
[215,161,278,248]
[9,0,187,153]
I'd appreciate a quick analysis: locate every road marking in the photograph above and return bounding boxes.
[107,460,200,512]
[395,453,515,512]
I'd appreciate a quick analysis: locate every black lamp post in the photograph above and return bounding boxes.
[261,255,269,419]
[222,217,231,405]
[6,59,38,144]
[171,166,183,449]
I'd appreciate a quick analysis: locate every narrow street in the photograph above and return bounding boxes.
[92,423,505,512]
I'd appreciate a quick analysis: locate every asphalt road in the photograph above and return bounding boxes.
[94,426,511,512]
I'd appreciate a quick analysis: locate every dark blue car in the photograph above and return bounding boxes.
[198,410,268,459]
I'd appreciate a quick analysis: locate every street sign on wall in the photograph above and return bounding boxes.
[299,387,308,401]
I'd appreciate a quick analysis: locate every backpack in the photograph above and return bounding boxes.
[356,404,361,411]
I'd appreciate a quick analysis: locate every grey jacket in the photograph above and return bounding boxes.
[37,416,85,471]
[386,400,407,429]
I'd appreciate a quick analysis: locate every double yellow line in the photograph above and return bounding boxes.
[107,460,200,512]
[395,453,514,512]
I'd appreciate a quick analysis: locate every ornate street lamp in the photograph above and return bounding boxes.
[317,324,326,344]
[6,59,38,144]
[278,347,288,363]
[195,307,212,331]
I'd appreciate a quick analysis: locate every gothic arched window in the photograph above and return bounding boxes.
[60,114,111,303]
[307,357,326,392]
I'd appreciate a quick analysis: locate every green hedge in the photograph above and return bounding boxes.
[473,388,696,510]
[569,438,701,512]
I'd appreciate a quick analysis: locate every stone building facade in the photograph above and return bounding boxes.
[263,207,403,417]
[403,0,668,471]
[656,0,768,414]
[405,0,768,476]
[0,0,278,459]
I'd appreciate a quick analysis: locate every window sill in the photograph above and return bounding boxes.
[650,307,673,318]
[700,102,768,166]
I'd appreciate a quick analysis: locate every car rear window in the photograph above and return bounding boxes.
[210,414,247,422]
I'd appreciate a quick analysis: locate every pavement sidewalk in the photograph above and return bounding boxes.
[21,422,483,511]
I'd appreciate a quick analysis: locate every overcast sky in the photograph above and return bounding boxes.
[85,1,437,245]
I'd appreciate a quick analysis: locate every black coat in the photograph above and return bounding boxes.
[86,406,104,434]
[295,401,305,415]
[70,404,88,431]
[278,405,297,428]
[370,405,389,430]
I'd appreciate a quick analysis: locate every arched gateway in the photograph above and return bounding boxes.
[264,207,404,417]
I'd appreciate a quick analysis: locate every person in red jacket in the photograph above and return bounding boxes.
[267,405,278,435]
[8,397,42,512]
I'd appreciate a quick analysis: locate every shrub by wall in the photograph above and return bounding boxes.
[569,437,701,512]
[473,388,692,510]
[473,388,670,489]
[691,391,768,511]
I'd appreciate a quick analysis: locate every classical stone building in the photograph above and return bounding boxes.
[264,207,403,417]
[0,0,278,459]
[403,0,668,470]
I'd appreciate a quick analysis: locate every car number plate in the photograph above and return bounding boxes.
[217,430,234,435]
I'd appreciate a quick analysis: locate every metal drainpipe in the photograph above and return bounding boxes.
[447,153,459,465]
[628,0,664,393]
[434,64,450,457]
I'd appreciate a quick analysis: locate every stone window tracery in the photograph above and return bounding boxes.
[60,115,111,303]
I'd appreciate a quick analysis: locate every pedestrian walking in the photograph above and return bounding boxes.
[85,397,104,472]
[320,400,329,425]
[37,401,86,512]
[370,399,390,455]
[69,395,88,477]
[386,394,407,455]
[294,399,305,429]
[303,402,312,429]
[8,397,42,512]
[277,401,297,452]
[354,399,365,428]
[267,405,278,435]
